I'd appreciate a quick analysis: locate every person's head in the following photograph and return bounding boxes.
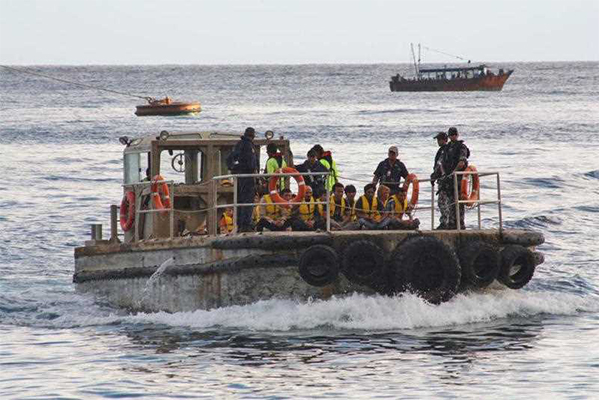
[244,127,256,140]
[333,182,344,199]
[267,143,278,156]
[344,184,356,200]
[281,188,293,202]
[397,188,407,201]
[306,149,318,164]
[304,186,313,200]
[448,127,459,142]
[378,185,390,202]
[364,183,376,198]
[314,187,326,201]
[388,146,398,162]
[225,207,233,217]
[312,144,324,158]
[434,131,448,147]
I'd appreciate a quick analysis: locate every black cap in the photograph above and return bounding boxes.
[434,131,447,139]
[244,127,255,136]
[448,127,458,136]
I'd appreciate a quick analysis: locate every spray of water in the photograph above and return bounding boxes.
[135,257,176,309]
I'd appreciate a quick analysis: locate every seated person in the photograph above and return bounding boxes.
[355,183,381,230]
[255,189,293,232]
[344,184,357,222]
[289,186,317,231]
[329,182,353,230]
[382,188,420,230]
[219,207,235,234]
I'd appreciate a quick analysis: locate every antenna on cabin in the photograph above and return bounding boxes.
[418,43,421,73]
[410,43,419,77]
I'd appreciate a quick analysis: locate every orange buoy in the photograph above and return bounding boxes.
[119,191,136,231]
[402,173,420,207]
[268,167,306,205]
[460,165,480,207]
[151,175,171,212]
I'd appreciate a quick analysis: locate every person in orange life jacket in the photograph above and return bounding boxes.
[264,143,287,190]
[289,186,317,231]
[256,188,293,232]
[296,149,328,194]
[344,184,357,221]
[384,188,420,230]
[372,146,409,195]
[311,144,339,192]
[219,207,234,234]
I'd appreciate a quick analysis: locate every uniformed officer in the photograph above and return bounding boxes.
[372,146,409,195]
[430,131,449,229]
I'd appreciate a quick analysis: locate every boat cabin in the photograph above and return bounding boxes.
[119,130,291,240]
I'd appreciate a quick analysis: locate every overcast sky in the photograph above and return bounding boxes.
[0,0,597,65]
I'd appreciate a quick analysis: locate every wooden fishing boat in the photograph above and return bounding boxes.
[389,44,513,92]
[135,97,201,116]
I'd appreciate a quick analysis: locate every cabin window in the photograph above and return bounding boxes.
[124,152,150,184]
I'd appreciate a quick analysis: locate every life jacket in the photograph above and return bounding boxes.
[219,213,234,233]
[319,151,338,191]
[329,195,347,220]
[357,195,380,220]
[298,196,315,222]
[266,153,288,189]
[346,197,357,221]
[386,195,408,217]
[262,194,280,219]
[252,205,261,224]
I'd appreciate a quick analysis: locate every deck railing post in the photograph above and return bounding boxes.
[110,204,119,243]
[431,183,435,230]
[496,173,503,233]
[233,175,238,234]
[169,181,175,239]
[453,172,460,231]
[213,178,218,235]
[326,179,331,232]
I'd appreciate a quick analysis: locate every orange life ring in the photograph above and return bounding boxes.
[151,175,171,211]
[402,173,420,207]
[119,191,136,232]
[268,167,306,204]
[460,165,480,206]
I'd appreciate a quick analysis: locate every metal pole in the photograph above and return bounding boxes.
[169,182,174,239]
[233,175,238,234]
[431,183,435,230]
[326,179,331,232]
[496,173,503,233]
[134,187,140,242]
[477,178,482,229]
[110,204,118,242]
[453,172,460,231]
[213,179,218,235]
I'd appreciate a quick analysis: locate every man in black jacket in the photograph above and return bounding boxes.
[296,149,328,194]
[227,127,259,232]
[430,131,449,229]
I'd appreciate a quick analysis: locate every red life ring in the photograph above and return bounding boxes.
[268,167,306,204]
[151,175,171,211]
[119,191,136,232]
[402,173,420,207]
[460,165,480,206]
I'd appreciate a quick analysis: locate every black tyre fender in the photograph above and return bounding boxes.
[458,241,501,288]
[390,236,461,303]
[298,245,339,287]
[340,239,387,289]
[498,245,536,289]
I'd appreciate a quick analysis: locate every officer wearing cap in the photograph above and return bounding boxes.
[227,127,259,231]
[372,146,409,195]
[430,131,449,228]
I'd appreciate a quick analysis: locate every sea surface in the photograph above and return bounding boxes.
[0,62,598,399]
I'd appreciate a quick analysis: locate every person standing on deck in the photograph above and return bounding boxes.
[226,127,259,232]
[264,143,287,191]
[430,131,449,229]
[372,146,409,195]
[437,127,470,230]
[296,149,328,194]
[312,144,339,192]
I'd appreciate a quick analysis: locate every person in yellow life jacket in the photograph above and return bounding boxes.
[382,188,420,230]
[256,189,293,232]
[290,186,317,231]
[344,184,357,222]
[264,143,288,191]
[356,183,380,230]
[312,144,339,192]
[219,207,234,234]
[251,193,261,227]
[329,182,353,230]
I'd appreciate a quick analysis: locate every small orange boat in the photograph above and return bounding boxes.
[135,97,201,117]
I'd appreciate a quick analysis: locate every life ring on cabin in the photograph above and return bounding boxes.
[458,241,501,288]
[402,173,419,207]
[341,240,388,291]
[298,245,339,287]
[498,245,536,289]
[268,167,306,204]
[151,175,171,211]
[119,191,136,232]
[460,165,480,207]
[390,236,461,304]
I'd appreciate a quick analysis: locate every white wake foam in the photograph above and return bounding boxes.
[129,289,598,331]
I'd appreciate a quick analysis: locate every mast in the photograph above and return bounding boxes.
[418,43,421,76]
[410,43,419,77]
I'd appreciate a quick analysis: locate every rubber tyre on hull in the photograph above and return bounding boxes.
[390,236,461,303]
[341,240,387,290]
[458,241,501,288]
[298,245,340,287]
[498,245,536,289]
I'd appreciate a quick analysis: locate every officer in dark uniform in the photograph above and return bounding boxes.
[372,146,409,195]
[227,127,259,232]
[430,131,449,229]
[437,127,470,229]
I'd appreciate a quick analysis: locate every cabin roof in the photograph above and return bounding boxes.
[419,64,489,73]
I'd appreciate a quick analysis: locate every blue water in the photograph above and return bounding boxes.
[0,62,598,399]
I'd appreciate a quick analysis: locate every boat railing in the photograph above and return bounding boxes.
[124,179,177,241]
[211,171,332,235]
[452,170,503,232]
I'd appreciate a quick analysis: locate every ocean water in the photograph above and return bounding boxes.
[0,62,598,399]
